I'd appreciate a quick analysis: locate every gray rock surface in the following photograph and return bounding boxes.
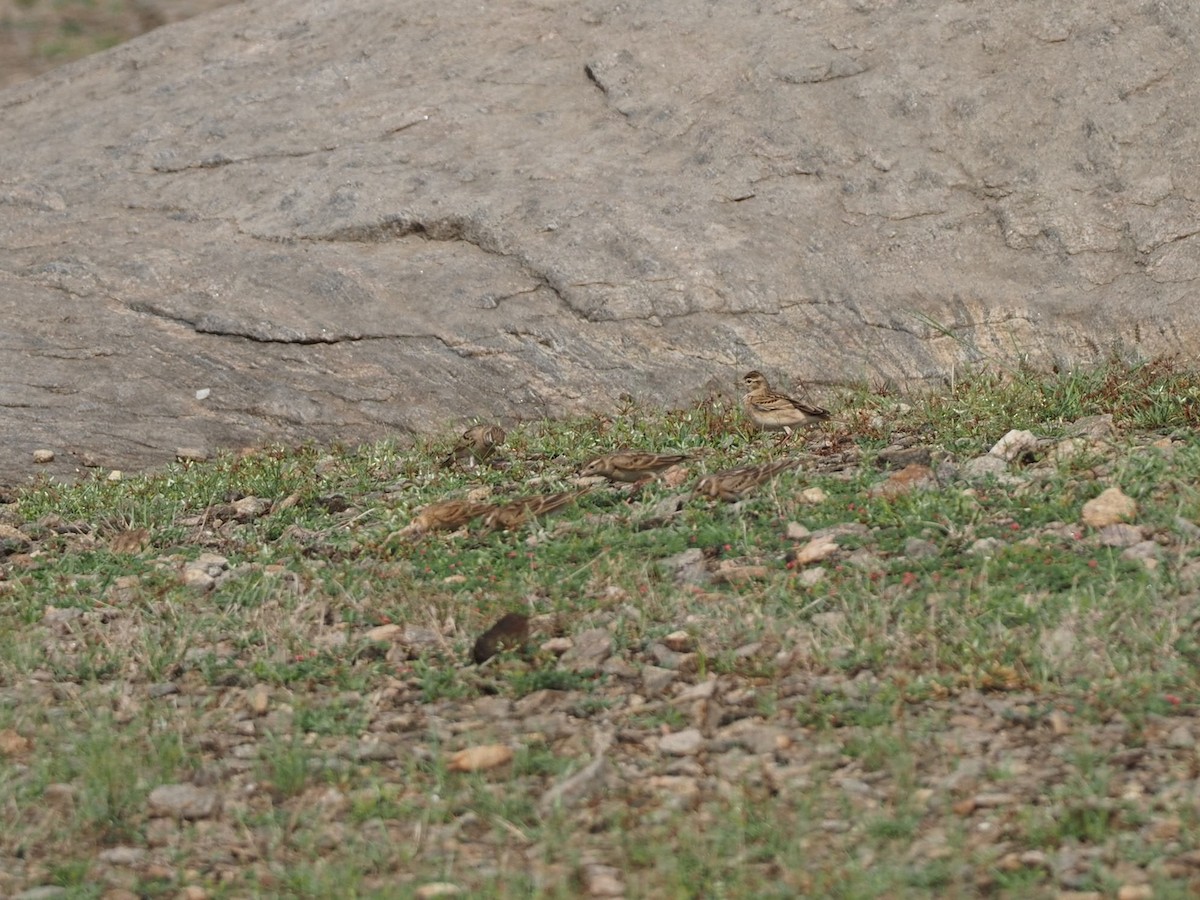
[3,0,1199,482]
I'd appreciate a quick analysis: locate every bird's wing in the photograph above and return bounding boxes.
[751,393,818,415]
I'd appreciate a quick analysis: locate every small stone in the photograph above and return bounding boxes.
[541,637,573,655]
[32,449,55,464]
[559,628,613,672]
[182,553,229,591]
[732,641,763,659]
[785,521,811,539]
[997,852,1023,872]
[1116,886,1153,900]
[1070,413,1116,441]
[791,535,838,565]
[659,728,704,756]
[796,566,826,586]
[1050,437,1088,462]
[0,728,32,757]
[644,774,701,809]
[147,682,179,699]
[643,493,686,524]
[661,630,693,652]
[658,548,710,585]
[1095,523,1143,548]
[799,486,827,504]
[963,454,1011,481]
[107,470,123,482]
[839,777,872,796]
[365,624,403,643]
[1121,541,1161,567]
[581,864,625,898]
[181,569,215,590]
[648,643,692,670]
[43,783,77,806]
[414,885,462,899]
[97,846,148,866]
[247,683,270,716]
[675,678,718,701]
[175,447,209,462]
[601,656,637,678]
[232,496,271,521]
[0,526,34,558]
[147,783,221,819]
[1166,724,1194,749]
[869,464,936,498]
[1081,486,1137,528]
[989,429,1040,462]
[447,744,513,772]
[641,665,677,697]
[967,537,1002,557]
[719,721,785,755]
[1175,516,1200,539]
[904,537,940,559]
[400,625,441,648]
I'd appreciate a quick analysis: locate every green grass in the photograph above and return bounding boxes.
[4,355,1200,896]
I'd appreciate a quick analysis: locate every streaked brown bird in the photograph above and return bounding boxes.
[482,488,590,531]
[402,497,494,535]
[693,457,802,502]
[742,371,829,437]
[579,451,689,484]
[440,424,506,468]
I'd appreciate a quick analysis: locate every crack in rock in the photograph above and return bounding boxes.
[151,146,338,174]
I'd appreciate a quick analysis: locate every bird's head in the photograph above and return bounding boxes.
[743,370,768,390]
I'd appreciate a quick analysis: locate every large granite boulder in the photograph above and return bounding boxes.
[3,0,1198,482]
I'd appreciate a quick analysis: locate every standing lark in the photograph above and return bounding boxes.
[693,457,802,502]
[440,424,506,469]
[742,371,829,437]
[579,451,689,484]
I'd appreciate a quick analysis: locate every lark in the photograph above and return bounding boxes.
[579,451,689,484]
[472,612,530,664]
[693,457,802,502]
[742,371,829,437]
[482,488,589,531]
[440,424,506,468]
[400,497,494,536]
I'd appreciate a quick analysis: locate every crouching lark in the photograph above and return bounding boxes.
[693,457,802,502]
[482,488,590,531]
[398,498,494,537]
[579,451,689,484]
